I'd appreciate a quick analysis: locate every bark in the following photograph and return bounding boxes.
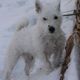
[60,0,80,80]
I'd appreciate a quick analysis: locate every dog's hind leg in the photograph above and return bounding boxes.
[3,44,20,80]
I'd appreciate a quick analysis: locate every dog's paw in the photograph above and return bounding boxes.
[29,59,52,76]
[9,75,16,80]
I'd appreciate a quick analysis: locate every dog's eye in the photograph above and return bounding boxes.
[54,16,58,20]
[43,17,48,21]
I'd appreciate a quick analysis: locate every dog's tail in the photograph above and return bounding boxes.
[16,17,29,31]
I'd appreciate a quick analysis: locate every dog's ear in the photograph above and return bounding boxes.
[56,0,60,11]
[58,3,60,11]
[51,0,60,11]
[35,0,42,13]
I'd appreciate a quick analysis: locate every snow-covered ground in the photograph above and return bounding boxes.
[0,0,78,80]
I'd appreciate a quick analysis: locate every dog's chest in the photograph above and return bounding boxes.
[41,35,58,54]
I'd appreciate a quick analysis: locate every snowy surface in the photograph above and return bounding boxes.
[0,0,78,80]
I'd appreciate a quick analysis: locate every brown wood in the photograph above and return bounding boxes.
[60,0,80,80]
[60,35,74,80]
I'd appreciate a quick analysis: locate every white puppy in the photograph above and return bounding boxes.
[3,0,65,80]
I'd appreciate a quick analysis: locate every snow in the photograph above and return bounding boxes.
[0,0,78,80]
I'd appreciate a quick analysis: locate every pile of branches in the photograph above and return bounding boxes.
[60,0,80,80]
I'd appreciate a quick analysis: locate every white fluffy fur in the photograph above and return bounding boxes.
[3,0,65,80]
[15,17,29,31]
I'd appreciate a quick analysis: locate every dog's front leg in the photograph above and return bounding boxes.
[30,53,51,76]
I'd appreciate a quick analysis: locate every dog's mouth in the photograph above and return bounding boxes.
[48,26,55,33]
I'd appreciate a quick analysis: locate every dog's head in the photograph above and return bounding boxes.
[35,0,62,34]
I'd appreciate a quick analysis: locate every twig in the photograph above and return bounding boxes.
[62,12,80,16]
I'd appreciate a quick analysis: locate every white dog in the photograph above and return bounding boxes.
[3,0,65,80]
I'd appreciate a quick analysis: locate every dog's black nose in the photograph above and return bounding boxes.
[48,25,55,33]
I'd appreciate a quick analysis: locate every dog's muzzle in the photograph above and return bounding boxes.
[48,25,55,33]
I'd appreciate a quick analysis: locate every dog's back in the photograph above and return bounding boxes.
[15,17,29,31]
